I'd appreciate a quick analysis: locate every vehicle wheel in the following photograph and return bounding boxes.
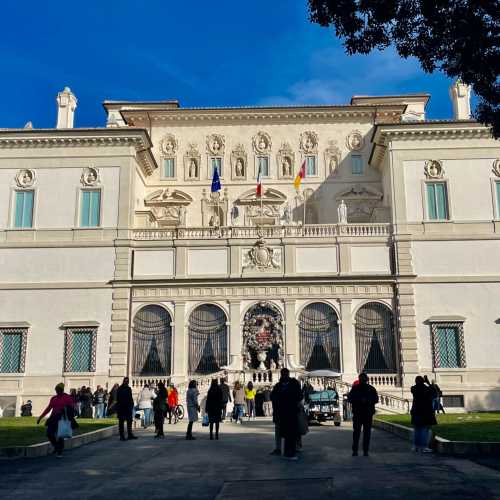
[176,404,185,421]
[334,422,341,427]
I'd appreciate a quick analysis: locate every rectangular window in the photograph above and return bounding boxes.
[258,156,269,176]
[306,156,317,176]
[211,157,222,176]
[163,158,175,178]
[351,155,363,175]
[442,395,464,408]
[80,190,101,228]
[426,182,449,220]
[0,328,27,373]
[14,191,34,228]
[431,322,466,368]
[64,328,97,373]
[496,181,500,218]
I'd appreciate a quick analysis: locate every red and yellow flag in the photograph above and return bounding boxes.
[294,160,306,189]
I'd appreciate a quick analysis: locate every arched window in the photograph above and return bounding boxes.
[132,305,172,376]
[299,302,340,371]
[355,302,396,373]
[188,304,228,374]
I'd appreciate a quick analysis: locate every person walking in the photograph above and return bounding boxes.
[116,377,137,441]
[106,383,119,416]
[220,378,231,421]
[430,379,445,414]
[167,384,179,424]
[262,386,272,417]
[271,368,302,460]
[137,383,154,428]
[206,379,223,440]
[232,381,246,424]
[411,376,437,453]
[80,386,93,418]
[245,381,256,420]
[347,373,378,457]
[93,386,106,419]
[153,382,167,438]
[186,380,200,440]
[37,383,77,457]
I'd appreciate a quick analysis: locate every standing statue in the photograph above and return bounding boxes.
[231,205,239,226]
[338,199,348,224]
[189,159,198,178]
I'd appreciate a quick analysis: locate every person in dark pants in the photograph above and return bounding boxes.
[271,368,303,460]
[347,373,378,457]
[411,376,437,452]
[220,378,231,421]
[206,379,223,440]
[116,377,137,441]
[153,382,167,438]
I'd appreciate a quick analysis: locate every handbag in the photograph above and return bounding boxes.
[297,408,309,436]
[57,415,73,439]
[202,414,209,427]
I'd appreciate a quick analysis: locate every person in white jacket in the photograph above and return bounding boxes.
[137,383,154,428]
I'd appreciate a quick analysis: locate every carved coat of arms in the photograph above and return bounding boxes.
[243,239,281,271]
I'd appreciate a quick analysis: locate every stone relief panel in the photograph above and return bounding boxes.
[252,131,272,154]
[160,134,178,156]
[336,184,383,223]
[206,134,225,156]
[324,140,341,177]
[276,142,295,179]
[424,160,444,179]
[231,143,247,180]
[236,187,287,225]
[242,239,282,272]
[299,131,318,154]
[492,159,500,177]
[184,143,201,181]
[80,167,100,187]
[15,169,36,188]
[346,130,364,151]
[143,188,192,227]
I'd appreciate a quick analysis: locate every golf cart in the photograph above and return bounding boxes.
[301,370,342,426]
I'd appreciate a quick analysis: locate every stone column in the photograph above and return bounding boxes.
[228,300,242,369]
[284,299,300,368]
[339,299,357,381]
[172,301,187,379]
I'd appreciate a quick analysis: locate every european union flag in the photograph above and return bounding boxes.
[211,167,221,192]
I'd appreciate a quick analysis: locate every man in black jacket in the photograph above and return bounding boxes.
[220,378,231,421]
[347,373,378,456]
[116,377,137,441]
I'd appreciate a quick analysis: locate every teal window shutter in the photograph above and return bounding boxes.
[351,155,363,175]
[259,157,269,176]
[427,183,448,220]
[0,332,22,373]
[14,191,34,228]
[436,326,460,367]
[80,190,100,227]
[69,331,93,372]
[212,158,221,176]
[496,182,500,217]
[427,184,437,219]
[306,156,317,176]
[80,191,90,227]
[164,158,175,177]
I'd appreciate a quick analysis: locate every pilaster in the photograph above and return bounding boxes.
[109,286,130,380]
[172,301,187,377]
[228,300,242,369]
[284,299,299,367]
[175,247,187,278]
[339,299,357,381]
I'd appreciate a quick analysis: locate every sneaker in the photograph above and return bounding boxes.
[269,449,281,456]
[283,455,298,461]
[56,453,63,459]
[422,447,433,453]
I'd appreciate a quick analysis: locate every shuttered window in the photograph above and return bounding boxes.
[0,328,27,373]
[258,156,269,176]
[64,328,97,372]
[14,191,34,228]
[306,156,317,176]
[431,323,466,369]
[164,158,175,178]
[426,183,449,220]
[212,157,222,176]
[80,190,101,227]
[351,155,363,175]
[496,182,500,218]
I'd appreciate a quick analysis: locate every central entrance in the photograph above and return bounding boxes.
[242,302,284,370]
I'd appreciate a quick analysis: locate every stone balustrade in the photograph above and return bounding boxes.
[132,223,392,240]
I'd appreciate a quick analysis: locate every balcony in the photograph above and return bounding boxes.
[132,223,392,241]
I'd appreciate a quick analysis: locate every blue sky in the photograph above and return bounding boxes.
[0,0,461,128]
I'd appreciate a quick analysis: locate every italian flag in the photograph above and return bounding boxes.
[294,159,306,189]
[256,160,263,197]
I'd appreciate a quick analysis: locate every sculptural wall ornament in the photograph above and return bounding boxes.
[337,199,348,224]
[231,143,247,179]
[277,142,295,178]
[243,238,281,272]
[300,131,318,154]
[324,140,341,176]
[80,167,100,187]
[492,159,500,177]
[15,169,36,188]
[206,134,225,156]
[183,143,201,181]
[424,160,444,179]
[242,301,284,370]
[346,130,364,151]
[161,134,178,156]
[252,131,272,154]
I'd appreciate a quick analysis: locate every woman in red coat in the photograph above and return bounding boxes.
[167,384,179,424]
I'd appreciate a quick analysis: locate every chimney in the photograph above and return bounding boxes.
[449,80,471,120]
[56,87,77,128]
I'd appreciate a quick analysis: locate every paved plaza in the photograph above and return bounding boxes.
[1,419,500,500]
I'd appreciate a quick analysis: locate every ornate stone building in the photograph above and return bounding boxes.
[1,82,499,414]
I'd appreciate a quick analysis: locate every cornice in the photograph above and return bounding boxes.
[0,128,158,176]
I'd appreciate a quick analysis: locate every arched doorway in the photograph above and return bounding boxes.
[299,302,340,371]
[242,302,284,370]
[355,302,396,373]
[188,304,228,374]
[132,305,172,376]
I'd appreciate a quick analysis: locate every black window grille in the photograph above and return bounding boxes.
[0,328,27,373]
[430,322,466,368]
[355,302,396,374]
[64,328,97,373]
[442,395,464,408]
[189,304,228,374]
[132,305,172,376]
[299,302,340,371]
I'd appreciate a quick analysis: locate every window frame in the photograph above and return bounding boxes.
[351,154,364,176]
[430,321,466,369]
[10,189,36,230]
[63,327,97,374]
[0,326,28,374]
[255,155,270,178]
[161,157,176,180]
[78,188,102,229]
[209,156,224,179]
[422,180,451,221]
[491,179,500,219]
[305,155,318,178]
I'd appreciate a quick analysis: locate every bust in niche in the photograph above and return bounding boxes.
[282,157,292,177]
[211,138,221,154]
[164,138,175,154]
[429,162,439,177]
[21,170,33,186]
[304,136,314,152]
[235,158,245,177]
[259,137,268,151]
[188,159,198,178]
[87,169,97,184]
